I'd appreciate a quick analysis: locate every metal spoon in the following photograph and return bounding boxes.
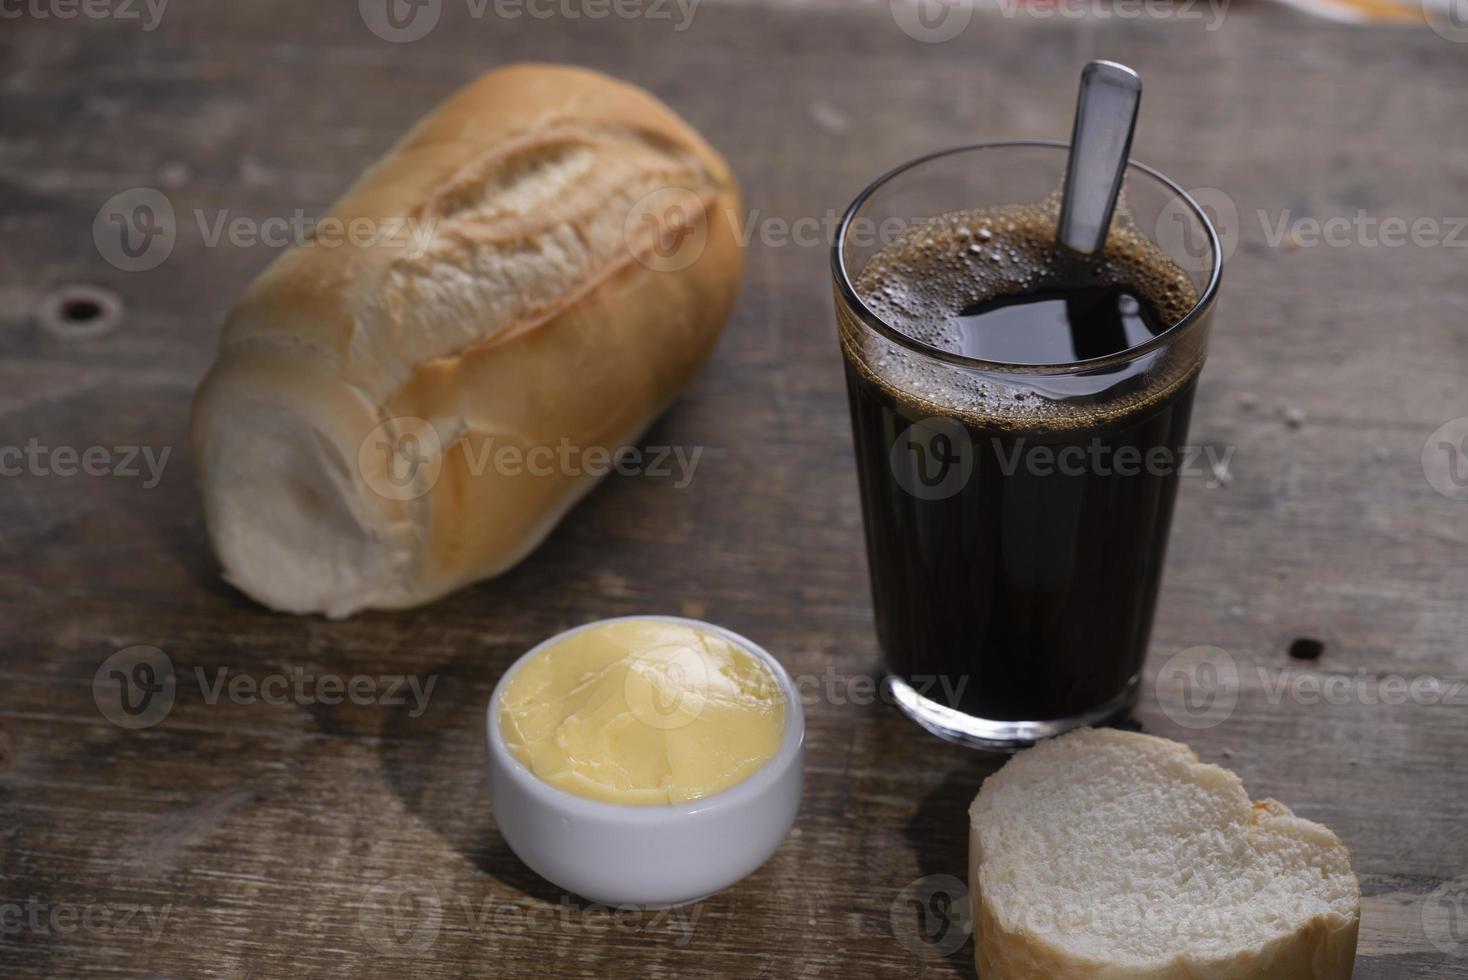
[1057,61,1143,256]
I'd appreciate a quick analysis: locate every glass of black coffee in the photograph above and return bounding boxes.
[832,142,1221,749]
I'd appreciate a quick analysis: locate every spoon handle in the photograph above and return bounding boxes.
[1057,61,1143,256]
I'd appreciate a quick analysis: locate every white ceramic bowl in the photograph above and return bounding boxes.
[485,615,805,908]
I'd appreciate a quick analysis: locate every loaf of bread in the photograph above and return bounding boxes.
[190,64,743,616]
[969,728,1360,979]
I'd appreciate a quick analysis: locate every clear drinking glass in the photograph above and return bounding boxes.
[832,142,1222,749]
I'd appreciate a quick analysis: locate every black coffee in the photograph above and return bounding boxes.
[841,203,1202,723]
[956,284,1168,363]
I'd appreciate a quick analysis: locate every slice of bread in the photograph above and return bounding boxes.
[968,728,1359,979]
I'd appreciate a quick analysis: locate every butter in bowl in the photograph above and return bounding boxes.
[485,616,804,907]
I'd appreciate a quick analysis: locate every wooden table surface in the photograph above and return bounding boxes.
[3,1,1468,976]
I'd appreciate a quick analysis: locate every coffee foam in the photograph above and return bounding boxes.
[841,198,1207,432]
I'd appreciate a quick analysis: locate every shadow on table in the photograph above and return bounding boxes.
[902,744,1007,980]
[369,595,629,911]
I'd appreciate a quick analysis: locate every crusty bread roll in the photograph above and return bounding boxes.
[969,729,1360,979]
[191,64,743,617]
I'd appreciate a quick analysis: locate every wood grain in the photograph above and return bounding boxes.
[1,1,1467,977]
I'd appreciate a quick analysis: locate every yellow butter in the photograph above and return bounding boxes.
[499,620,786,805]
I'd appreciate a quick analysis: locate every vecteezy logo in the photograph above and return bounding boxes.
[623,642,711,731]
[624,187,709,273]
[890,0,974,42]
[359,0,442,42]
[93,188,176,272]
[890,874,973,958]
[93,645,176,729]
[1155,645,1240,730]
[1423,417,1468,501]
[1424,0,1468,42]
[890,417,975,501]
[359,876,442,955]
[358,416,444,501]
[1155,186,1237,274]
[1424,877,1468,957]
